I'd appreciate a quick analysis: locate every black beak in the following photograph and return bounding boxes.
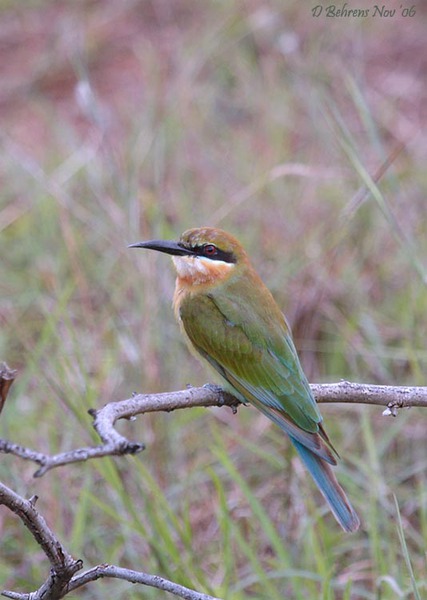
[128,239,196,257]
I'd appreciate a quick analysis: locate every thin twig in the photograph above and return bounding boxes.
[310,381,427,413]
[0,482,82,599]
[1,382,426,477]
[0,482,222,600]
[65,564,222,600]
[2,381,427,599]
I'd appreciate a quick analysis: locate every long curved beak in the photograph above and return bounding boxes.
[128,239,196,257]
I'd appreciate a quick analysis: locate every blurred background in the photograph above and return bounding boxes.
[0,1,426,598]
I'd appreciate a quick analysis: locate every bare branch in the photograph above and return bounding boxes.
[0,483,223,600]
[0,385,239,477]
[1,382,426,477]
[0,482,82,599]
[310,381,427,414]
[65,564,222,600]
[2,381,427,598]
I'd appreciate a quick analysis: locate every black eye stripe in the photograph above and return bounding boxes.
[192,245,237,264]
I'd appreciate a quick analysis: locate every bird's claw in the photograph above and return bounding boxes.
[203,383,224,394]
[383,403,399,417]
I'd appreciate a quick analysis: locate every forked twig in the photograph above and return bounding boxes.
[0,483,221,600]
[1,382,426,477]
[2,380,427,598]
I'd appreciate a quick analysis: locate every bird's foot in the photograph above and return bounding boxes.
[203,383,224,394]
[203,383,244,413]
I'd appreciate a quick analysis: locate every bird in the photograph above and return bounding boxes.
[129,227,360,532]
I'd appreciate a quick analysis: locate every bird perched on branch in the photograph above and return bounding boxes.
[129,227,359,532]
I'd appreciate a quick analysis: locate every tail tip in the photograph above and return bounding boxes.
[340,509,360,533]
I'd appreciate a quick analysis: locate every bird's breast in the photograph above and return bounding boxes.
[172,255,236,319]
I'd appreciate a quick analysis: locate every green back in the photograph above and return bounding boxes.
[178,272,323,436]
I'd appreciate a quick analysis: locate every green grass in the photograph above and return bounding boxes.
[1,1,427,598]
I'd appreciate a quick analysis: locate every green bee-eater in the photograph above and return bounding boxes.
[130,227,359,532]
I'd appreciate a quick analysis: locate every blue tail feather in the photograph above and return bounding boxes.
[291,438,360,532]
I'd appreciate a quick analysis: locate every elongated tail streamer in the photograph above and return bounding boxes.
[291,438,360,532]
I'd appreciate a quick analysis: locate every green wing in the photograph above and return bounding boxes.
[179,291,335,464]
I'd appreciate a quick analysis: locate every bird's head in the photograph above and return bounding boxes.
[129,227,249,285]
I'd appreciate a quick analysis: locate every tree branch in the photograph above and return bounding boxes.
[2,381,427,599]
[64,564,222,600]
[0,482,82,599]
[0,482,222,600]
[310,381,427,413]
[1,381,426,477]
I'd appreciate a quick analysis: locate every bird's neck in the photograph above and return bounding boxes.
[172,255,235,286]
[172,256,238,321]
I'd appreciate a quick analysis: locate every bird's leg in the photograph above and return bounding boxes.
[203,383,244,413]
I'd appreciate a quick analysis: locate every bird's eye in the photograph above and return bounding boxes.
[203,244,218,256]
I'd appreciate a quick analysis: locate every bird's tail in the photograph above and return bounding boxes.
[291,438,360,532]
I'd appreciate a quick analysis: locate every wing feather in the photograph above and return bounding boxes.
[179,292,336,463]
